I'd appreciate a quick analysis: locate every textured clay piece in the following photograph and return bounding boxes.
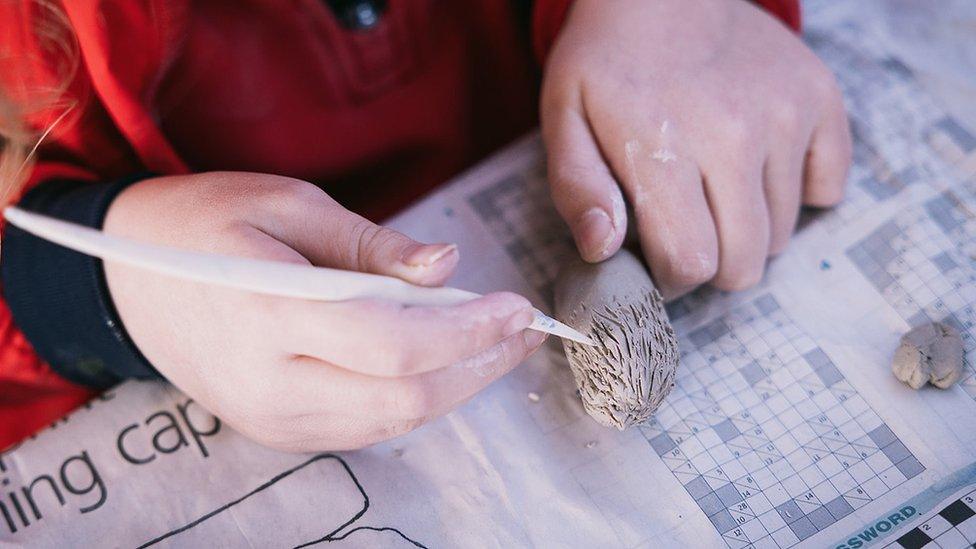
[891,321,964,390]
[554,250,679,430]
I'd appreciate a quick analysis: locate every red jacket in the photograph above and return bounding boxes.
[0,0,800,448]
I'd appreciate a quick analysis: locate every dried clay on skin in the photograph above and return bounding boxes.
[891,321,964,390]
[554,249,679,430]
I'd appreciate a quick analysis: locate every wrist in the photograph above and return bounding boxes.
[1,174,162,388]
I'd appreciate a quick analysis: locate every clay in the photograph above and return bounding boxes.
[554,249,679,430]
[891,321,964,390]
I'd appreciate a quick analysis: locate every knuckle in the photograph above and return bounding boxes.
[465,295,525,343]
[264,175,321,203]
[719,114,753,150]
[257,176,322,212]
[236,175,325,219]
[714,264,764,292]
[351,220,398,271]
[459,312,496,348]
[661,250,717,287]
[769,99,800,132]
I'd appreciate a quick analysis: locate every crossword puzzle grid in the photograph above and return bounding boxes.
[889,488,976,549]
[846,180,976,400]
[641,295,924,548]
[467,162,576,306]
[805,25,976,231]
[665,287,725,323]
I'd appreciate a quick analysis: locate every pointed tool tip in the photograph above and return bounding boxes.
[575,334,597,346]
[530,310,596,346]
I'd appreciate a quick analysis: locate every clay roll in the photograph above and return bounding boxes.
[554,249,679,430]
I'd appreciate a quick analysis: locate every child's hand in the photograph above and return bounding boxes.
[102,173,546,451]
[541,0,851,298]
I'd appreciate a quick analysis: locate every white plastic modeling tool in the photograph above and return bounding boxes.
[3,206,595,346]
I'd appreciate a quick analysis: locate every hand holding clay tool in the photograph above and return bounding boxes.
[3,206,594,346]
[555,249,679,430]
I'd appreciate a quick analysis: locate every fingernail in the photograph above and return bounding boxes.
[503,309,536,338]
[401,243,458,267]
[523,329,547,350]
[575,208,615,261]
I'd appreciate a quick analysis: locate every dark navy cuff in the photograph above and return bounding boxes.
[1,175,161,389]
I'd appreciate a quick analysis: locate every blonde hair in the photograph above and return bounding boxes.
[0,0,80,207]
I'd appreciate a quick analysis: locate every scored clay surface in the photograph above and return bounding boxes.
[554,250,679,430]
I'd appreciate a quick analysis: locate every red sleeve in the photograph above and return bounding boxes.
[532,0,803,64]
[753,0,802,31]
[531,0,574,66]
[0,0,188,448]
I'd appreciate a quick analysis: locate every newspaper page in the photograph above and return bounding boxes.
[2,5,976,549]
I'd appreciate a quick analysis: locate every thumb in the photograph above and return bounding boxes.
[542,104,627,263]
[274,194,459,287]
[339,217,459,287]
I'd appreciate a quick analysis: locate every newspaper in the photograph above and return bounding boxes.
[2,6,976,549]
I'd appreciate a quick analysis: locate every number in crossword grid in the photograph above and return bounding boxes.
[845,180,976,400]
[641,295,924,548]
[886,487,976,549]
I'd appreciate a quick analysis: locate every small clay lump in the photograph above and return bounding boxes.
[891,321,964,390]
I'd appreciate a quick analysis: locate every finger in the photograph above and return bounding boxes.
[280,331,545,422]
[279,292,537,377]
[318,416,427,451]
[803,83,852,207]
[242,414,428,453]
[542,102,627,263]
[763,147,805,255]
[702,150,771,291]
[589,120,719,299]
[262,188,459,286]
